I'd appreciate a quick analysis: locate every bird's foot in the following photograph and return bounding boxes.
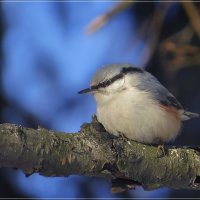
[157,144,166,158]
[119,132,129,142]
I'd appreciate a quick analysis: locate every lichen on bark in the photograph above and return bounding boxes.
[0,116,200,192]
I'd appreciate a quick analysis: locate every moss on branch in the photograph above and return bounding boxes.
[0,116,200,192]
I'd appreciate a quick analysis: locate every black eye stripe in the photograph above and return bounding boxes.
[93,66,143,89]
[93,73,123,89]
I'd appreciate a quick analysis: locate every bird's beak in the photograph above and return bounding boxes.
[78,87,95,94]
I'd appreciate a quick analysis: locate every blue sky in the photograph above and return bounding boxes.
[1,2,169,198]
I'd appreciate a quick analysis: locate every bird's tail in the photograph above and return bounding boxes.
[181,111,199,121]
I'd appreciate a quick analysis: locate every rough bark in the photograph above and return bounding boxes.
[0,116,200,192]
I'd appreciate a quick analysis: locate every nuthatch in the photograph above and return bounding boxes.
[79,64,198,144]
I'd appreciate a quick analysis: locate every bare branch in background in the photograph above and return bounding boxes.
[181,2,200,39]
[159,25,200,75]
[138,2,172,67]
[86,2,173,67]
[86,2,133,34]
[86,2,200,72]
[158,2,200,74]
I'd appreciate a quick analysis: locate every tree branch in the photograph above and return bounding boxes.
[0,116,200,192]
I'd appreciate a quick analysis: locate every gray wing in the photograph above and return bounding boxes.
[137,71,183,110]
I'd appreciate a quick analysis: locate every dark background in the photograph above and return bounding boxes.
[0,1,200,199]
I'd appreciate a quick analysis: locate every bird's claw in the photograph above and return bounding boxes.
[157,144,166,157]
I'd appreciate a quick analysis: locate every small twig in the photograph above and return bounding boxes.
[159,25,200,73]
[181,2,200,39]
[139,2,172,67]
[86,2,133,34]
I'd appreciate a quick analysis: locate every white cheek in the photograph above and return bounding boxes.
[107,78,125,92]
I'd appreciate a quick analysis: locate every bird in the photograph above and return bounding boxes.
[78,64,199,145]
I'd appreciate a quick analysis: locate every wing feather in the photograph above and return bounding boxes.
[136,71,183,110]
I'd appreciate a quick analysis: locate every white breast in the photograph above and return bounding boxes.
[96,87,181,144]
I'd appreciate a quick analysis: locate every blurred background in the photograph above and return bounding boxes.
[0,1,200,199]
